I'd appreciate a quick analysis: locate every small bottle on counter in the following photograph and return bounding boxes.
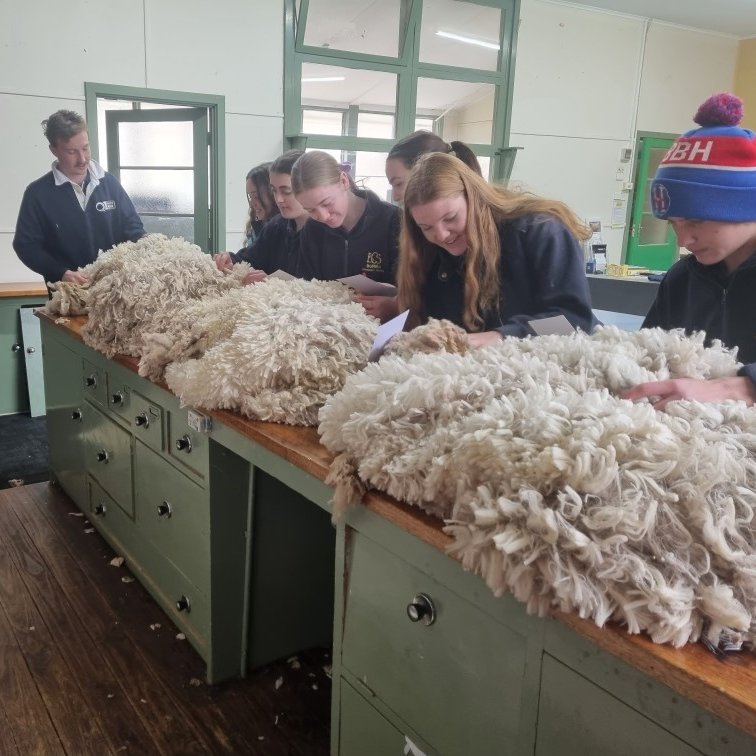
[585,241,595,274]
[592,243,607,274]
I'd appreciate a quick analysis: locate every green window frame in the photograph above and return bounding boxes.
[84,82,226,252]
[284,0,520,182]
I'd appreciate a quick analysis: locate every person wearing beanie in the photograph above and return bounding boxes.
[622,92,756,409]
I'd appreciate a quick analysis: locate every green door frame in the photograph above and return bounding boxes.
[624,132,678,270]
[84,82,225,253]
[105,108,210,252]
[284,0,520,182]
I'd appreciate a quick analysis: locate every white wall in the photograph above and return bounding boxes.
[510,0,739,264]
[0,0,283,283]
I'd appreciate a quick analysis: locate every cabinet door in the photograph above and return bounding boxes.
[42,330,87,508]
[342,532,527,755]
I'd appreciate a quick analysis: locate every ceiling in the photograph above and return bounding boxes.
[568,0,756,38]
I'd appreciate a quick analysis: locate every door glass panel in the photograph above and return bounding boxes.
[141,215,195,242]
[420,0,502,71]
[417,77,495,143]
[639,215,669,245]
[303,0,401,57]
[642,147,672,212]
[357,112,394,138]
[302,63,397,134]
[119,169,194,214]
[303,109,344,135]
[118,121,194,167]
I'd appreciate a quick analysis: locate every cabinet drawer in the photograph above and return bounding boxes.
[88,477,135,555]
[535,655,700,756]
[339,681,418,756]
[168,409,209,481]
[127,533,210,657]
[133,440,209,593]
[81,358,107,407]
[130,390,164,452]
[82,401,133,517]
[342,532,526,756]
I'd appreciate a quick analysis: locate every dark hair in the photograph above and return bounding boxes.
[246,162,277,218]
[270,149,305,176]
[42,110,87,146]
[387,130,482,175]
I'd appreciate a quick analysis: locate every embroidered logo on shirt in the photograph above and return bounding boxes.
[364,251,384,272]
[95,200,116,212]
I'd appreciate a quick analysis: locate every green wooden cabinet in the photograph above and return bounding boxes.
[0,295,47,416]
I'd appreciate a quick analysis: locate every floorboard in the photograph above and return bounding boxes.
[0,482,331,755]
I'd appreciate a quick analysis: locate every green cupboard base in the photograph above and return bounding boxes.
[39,314,756,754]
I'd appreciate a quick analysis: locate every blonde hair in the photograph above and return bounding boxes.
[291,150,357,194]
[399,153,590,331]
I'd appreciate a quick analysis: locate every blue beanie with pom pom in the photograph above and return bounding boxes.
[651,92,756,222]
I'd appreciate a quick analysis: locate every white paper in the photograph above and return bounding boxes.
[338,274,397,297]
[528,315,576,336]
[368,309,410,361]
[268,269,296,281]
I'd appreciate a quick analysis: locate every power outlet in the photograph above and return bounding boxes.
[616,165,628,180]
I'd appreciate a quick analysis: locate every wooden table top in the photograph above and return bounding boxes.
[37,310,756,738]
[0,281,47,298]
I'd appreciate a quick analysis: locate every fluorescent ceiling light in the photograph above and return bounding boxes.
[436,30,499,50]
[301,76,346,83]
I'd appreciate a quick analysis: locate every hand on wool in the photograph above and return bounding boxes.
[242,269,267,286]
[62,269,89,284]
[214,252,234,272]
[467,330,504,349]
[621,376,756,411]
[353,294,399,322]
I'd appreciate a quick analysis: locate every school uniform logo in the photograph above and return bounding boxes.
[364,251,384,272]
[651,183,670,217]
[95,200,116,212]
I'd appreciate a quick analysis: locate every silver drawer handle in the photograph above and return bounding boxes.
[84,374,97,388]
[176,595,191,612]
[175,434,192,453]
[134,412,150,428]
[96,449,109,464]
[407,593,436,626]
[157,501,172,518]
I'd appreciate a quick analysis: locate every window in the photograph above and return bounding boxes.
[285,0,519,184]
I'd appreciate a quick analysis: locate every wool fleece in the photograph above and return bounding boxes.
[319,323,756,649]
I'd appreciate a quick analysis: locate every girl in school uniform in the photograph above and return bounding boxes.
[399,152,597,347]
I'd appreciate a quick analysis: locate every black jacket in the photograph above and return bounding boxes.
[422,215,598,336]
[643,253,756,381]
[298,189,399,283]
[232,214,302,276]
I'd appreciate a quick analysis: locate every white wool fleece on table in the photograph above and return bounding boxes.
[165,281,376,426]
[318,325,756,648]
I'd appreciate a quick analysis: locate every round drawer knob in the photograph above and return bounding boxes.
[96,449,109,463]
[176,595,191,612]
[84,375,97,387]
[175,435,192,453]
[111,391,124,405]
[94,503,107,516]
[406,593,436,626]
[26,346,36,354]
[157,501,172,518]
[71,408,82,421]
[12,343,22,353]
[134,412,149,428]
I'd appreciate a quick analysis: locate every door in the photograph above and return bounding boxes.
[626,136,678,270]
[105,108,210,251]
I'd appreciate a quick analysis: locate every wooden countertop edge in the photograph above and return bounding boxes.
[36,310,756,737]
[0,282,48,298]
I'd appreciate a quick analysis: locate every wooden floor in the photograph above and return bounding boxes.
[0,482,331,755]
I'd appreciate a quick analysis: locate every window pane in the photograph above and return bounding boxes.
[119,121,194,167]
[357,112,394,138]
[302,0,401,57]
[120,169,194,214]
[354,151,391,203]
[306,147,343,163]
[303,109,344,136]
[414,116,435,132]
[477,155,490,180]
[420,0,502,71]
[302,63,397,134]
[416,77,495,143]
[141,214,195,243]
